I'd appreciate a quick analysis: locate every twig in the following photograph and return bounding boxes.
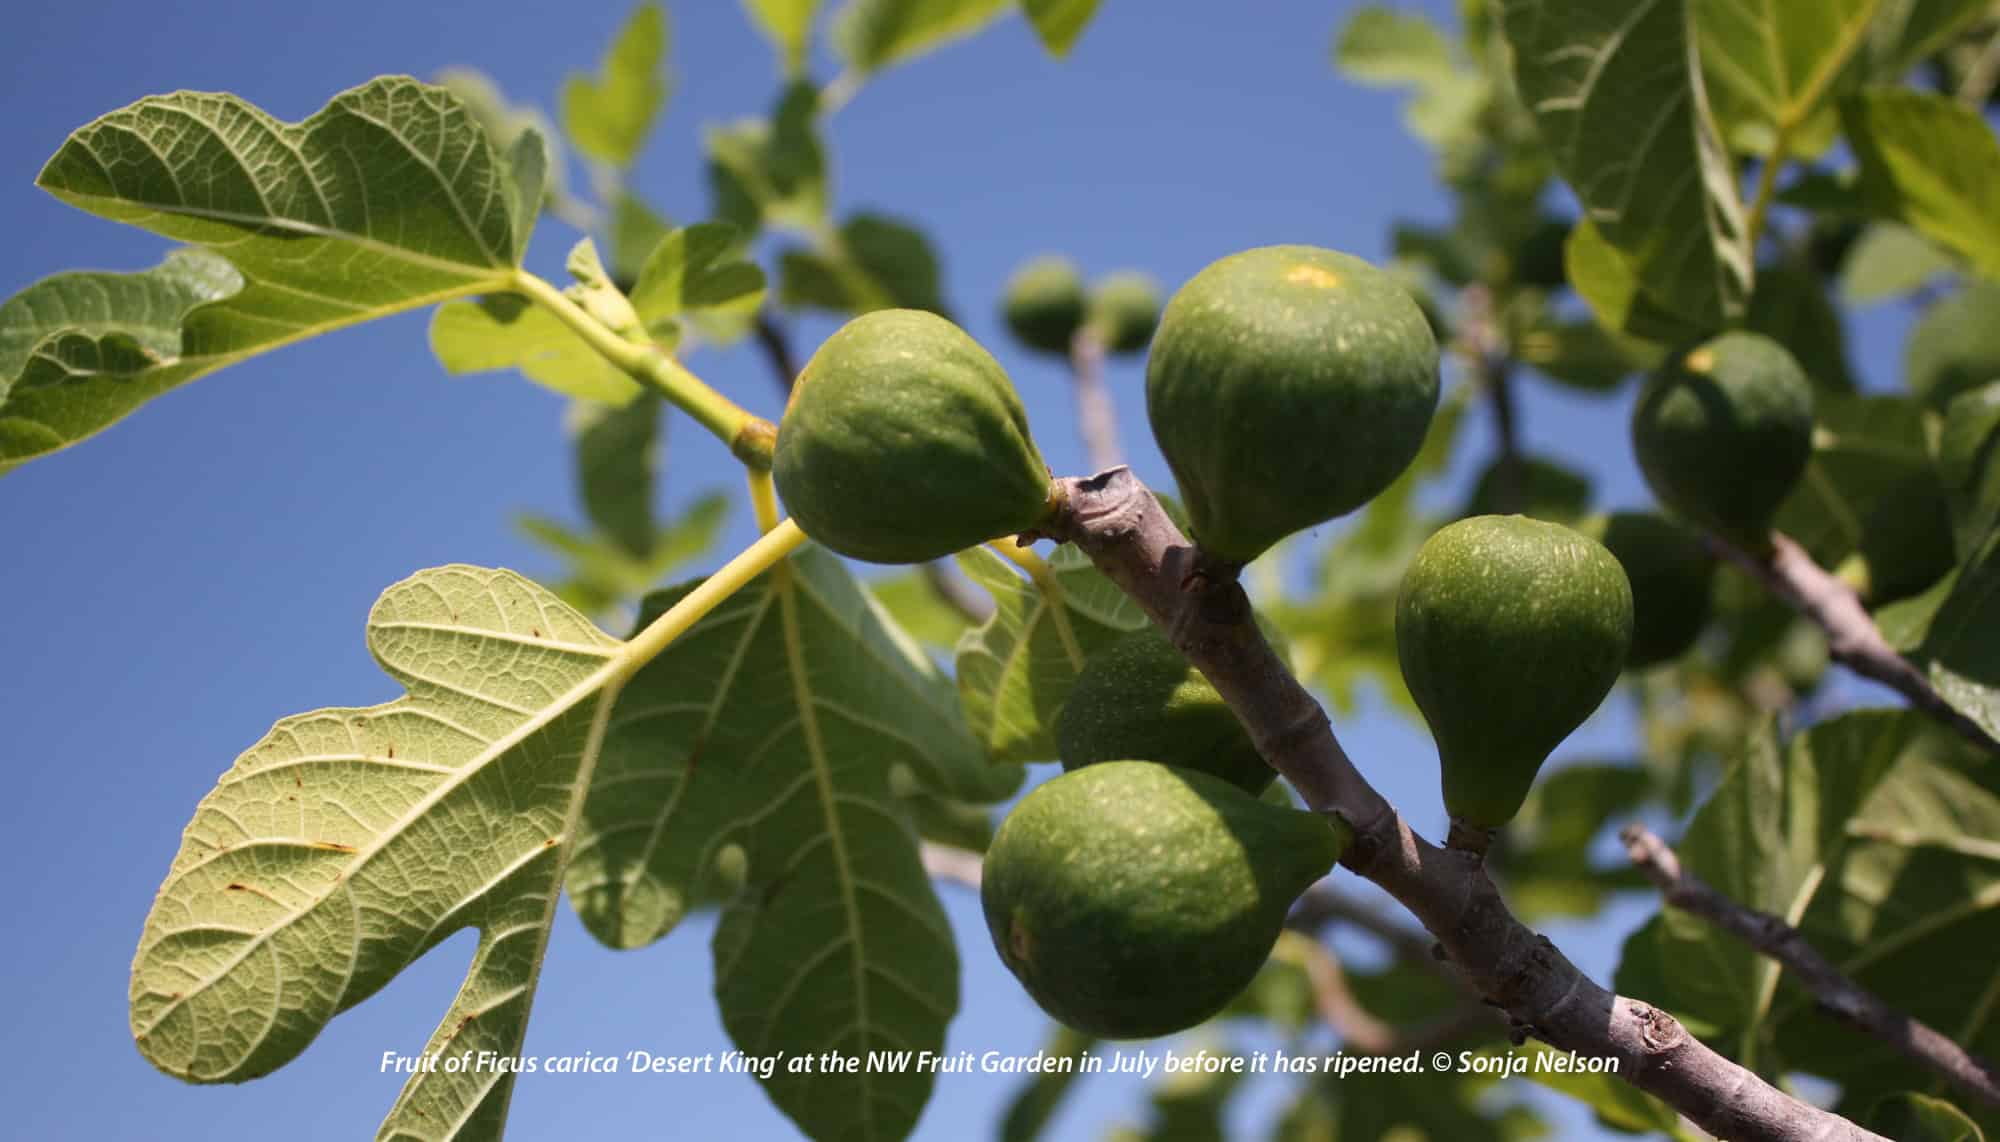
[1622,825,2000,1108]
[753,310,801,397]
[1040,465,1887,1142]
[1293,937,1498,1053]
[1711,532,1999,754]
[920,842,984,890]
[1067,328,1123,472]
[1290,885,1442,969]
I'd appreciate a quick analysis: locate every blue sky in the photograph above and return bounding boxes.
[0,2,1921,1139]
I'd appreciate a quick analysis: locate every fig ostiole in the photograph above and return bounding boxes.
[982,761,1346,1039]
[1631,331,1814,554]
[1146,244,1440,566]
[773,309,1057,564]
[1056,627,1273,796]
[1396,515,1633,851]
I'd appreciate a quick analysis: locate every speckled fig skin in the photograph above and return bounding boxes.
[1582,511,1716,669]
[1631,332,1814,553]
[1146,245,1440,565]
[1002,256,1089,356]
[1056,627,1273,795]
[1396,515,1633,832]
[775,309,1057,564]
[1085,271,1162,355]
[982,761,1345,1039]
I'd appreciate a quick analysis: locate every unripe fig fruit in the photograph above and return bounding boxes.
[1085,271,1162,355]
[1146,245,1440,564]
[1056,627,1272,795]
[1396,515,1632,836]
[1002,256,1089,356]
[1463,453,1591,524]
[1581,511,1716,669]
[983,761,1345,1039]
[1631,332,1813,552]
[774,309,1057,563]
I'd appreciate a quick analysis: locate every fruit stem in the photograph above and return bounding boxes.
[510,269,777,469]
[747,468,782,534]
[1444,816,1497,859]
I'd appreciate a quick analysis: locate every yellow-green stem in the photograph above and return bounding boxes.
[510,269,777,468]
[990,538,1057,590]
[748,468,782,534]
[617,519,807,680]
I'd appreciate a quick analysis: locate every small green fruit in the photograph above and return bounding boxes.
[1146,245,1440,564]
[1397,515,1633,833]
[1002,256,1089,356]
[1582,512,1716,669]
[1056,627,1272,795]
[983,761,1345,1039]
[1631,332,1814,551]
[1085,271,1162,355]
[774,309,1056,564]
[1463,453,1591,524]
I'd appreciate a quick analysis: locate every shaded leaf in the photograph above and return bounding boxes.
[1868,1092,1988,1142]
[998,1024,1096,1142]
[606,192,673,285]
[833,0,1013,75]
[1564,219,1702,344]
[1516,315,1660,393]
[953,545,1147,764]
[1909,526,2000,741]
[576,394,663,559]
[1869,0,1995,79]
[131,565,626,1140]
[518,492,730,620]
[1022,0,1100,57]
[1844,88,2000,280]
[1501,0,1753,328]
[1746,261,1858,393]
[566,544,1016,1140]
[1501,1041,1692,1138]
[1841,223,1959,304]
[1335,7,1455,85]
[1906,280,2000,408]
[708,82,828,235]
[437,66,570,237]
[780,213,949,316]
[563,3,670,167]
[869,570,979,652]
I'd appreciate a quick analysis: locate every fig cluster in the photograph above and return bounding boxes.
[1000,256,1161,357]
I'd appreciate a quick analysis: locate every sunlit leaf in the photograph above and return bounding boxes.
[1840,223,1958,304]
[563,3,670,167]
[1843,88,2000,280]
[708,82,828,235]
[742,0,822,74]
[1022,0,1100,57]
[132,565,626,1139]
[1501,0,1753,328]
[1693,0,1874,156]
[833,0,1013,75]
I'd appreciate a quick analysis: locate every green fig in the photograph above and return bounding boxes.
[774,309,1057,564]
[1146,245,1440,564]
[1906,281,2000,407]
[983,761,1345,1039]
[1582,511,1716,669]
[1631,331,1814,552]
[1085,271,1162,355]
[1463,453,1591,524]
[1396,515,1632,836]
[1057,627,1272,795]
[1002,256,1089,356]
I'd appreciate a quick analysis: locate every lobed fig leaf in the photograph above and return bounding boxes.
[1056,627,1272,795]
[1396,515,1632,835]
[1145,245,1440,565]
[774,309,1057,563]
[1632,331,1815,552]
[1002,256,1089,356]
[982,761,1345,1038]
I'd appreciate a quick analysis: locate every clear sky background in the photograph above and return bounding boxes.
[0,2,1920,1139]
